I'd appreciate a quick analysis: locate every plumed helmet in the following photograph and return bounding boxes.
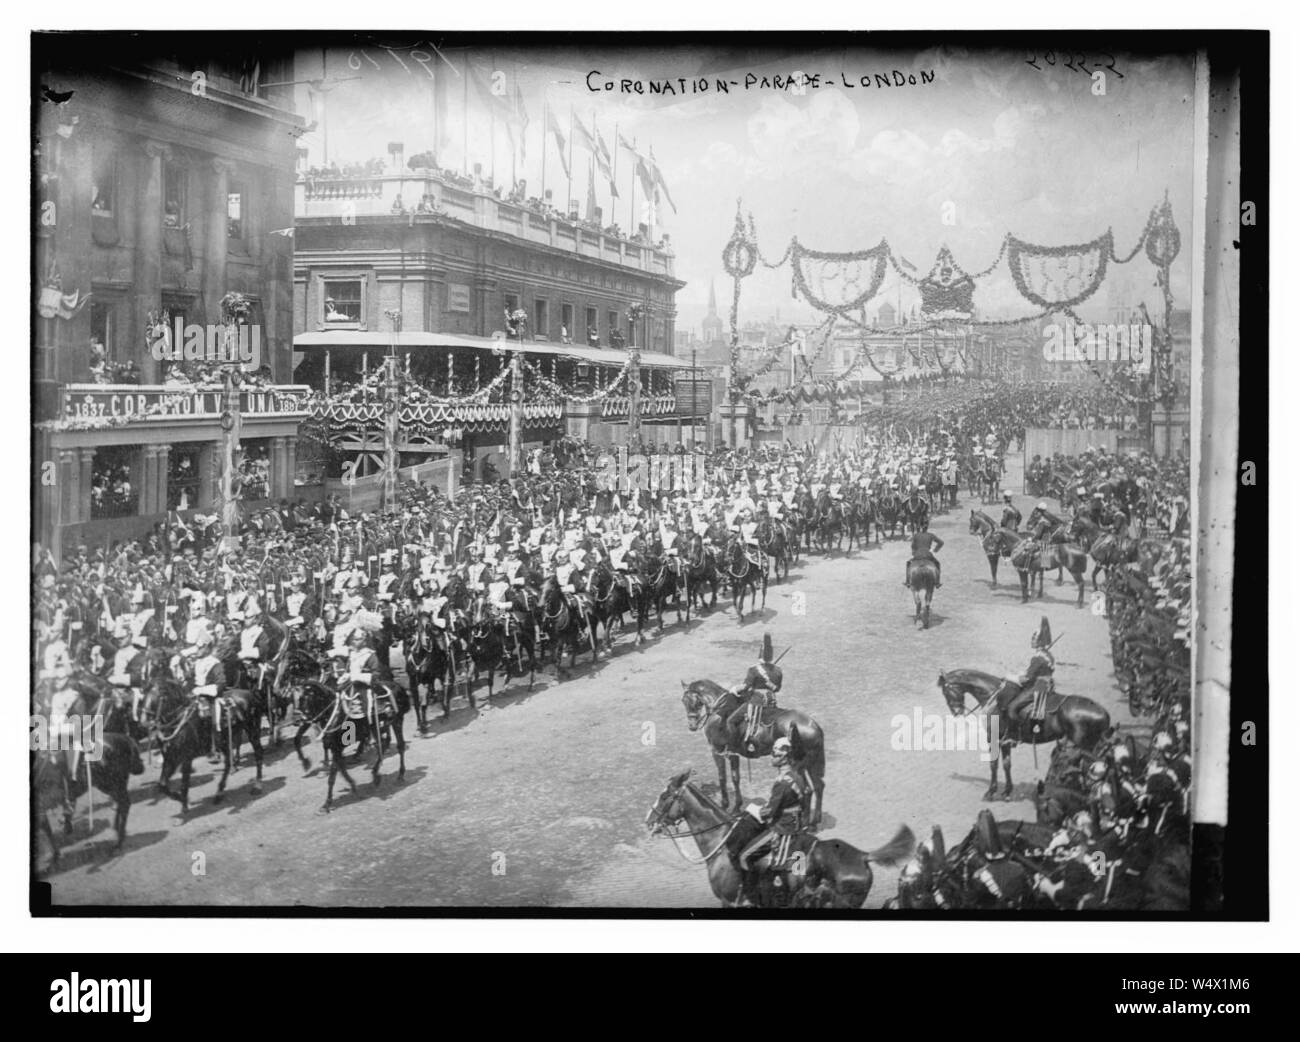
[772,737,792,764]
[759,632,774,664]
[1088,760,1108,781]
[1037,502,1048,511]
[1031,616,1051,648]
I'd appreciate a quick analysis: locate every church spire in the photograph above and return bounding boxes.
[707,280,718,317]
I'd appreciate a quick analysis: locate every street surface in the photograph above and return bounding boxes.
[44,462,1134,909]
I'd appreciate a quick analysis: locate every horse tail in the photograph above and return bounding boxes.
[866,824,916,867]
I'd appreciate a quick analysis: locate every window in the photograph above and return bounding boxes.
[163,162,186,227]
[585,306,598,345]
[92,150,116,215]
[227,188,244,239]
[90,302,115,360]
[167,447,202,511]
[561,303,574,342]
[91,447,138,519]
[323,279,363,323]
[533,299,549,340]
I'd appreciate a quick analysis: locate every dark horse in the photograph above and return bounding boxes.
[539,575,599,674]
[287,678,409,810]
[680,679,825,827]
[646,769,914,908]
[723,537,767,622]
[680,533,721,614]
[937,668,1112,800]
[141,677,265,814]
[906,558,938,629]
[33,677,145,861]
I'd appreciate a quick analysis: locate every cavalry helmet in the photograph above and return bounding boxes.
[772,737,792,765]
[1036,502,1048,511]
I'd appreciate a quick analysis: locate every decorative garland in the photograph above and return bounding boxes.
[1006,231,1113,312]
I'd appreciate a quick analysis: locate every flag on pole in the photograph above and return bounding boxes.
[571,113,598,156]
[547,105,570,179]
[648,148,677,214]
[595,126,619,198]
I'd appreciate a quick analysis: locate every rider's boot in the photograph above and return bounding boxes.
[935,562,942,588]
[738,869,762,908]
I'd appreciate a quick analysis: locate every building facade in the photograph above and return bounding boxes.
[34,41,308,557]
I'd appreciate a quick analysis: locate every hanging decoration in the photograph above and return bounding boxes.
[789,240,890,314]
[917,246,976,319]
[721,204,758,279]
[1006,230,1112,311]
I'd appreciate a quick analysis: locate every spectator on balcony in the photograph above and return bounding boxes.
[587,325,600,348]
[391,193,405,215]
[325,298,350,323]
[164,200,182,229]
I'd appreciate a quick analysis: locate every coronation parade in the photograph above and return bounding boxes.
[32,37,1198,912]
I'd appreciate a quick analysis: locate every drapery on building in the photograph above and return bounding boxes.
[34,38,309,557]
[291,145,694,487]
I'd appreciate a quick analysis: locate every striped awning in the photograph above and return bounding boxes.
[293,330,695,371]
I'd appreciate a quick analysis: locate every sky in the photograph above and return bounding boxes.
[292,41,1197,335]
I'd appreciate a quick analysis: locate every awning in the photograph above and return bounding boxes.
[293,330,697,371]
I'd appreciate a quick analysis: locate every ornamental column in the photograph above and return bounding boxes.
[270,436,288,500]
[203,158,235,328]
[76,448,96,525]
[135,140,170,383]
[284,436,298,501]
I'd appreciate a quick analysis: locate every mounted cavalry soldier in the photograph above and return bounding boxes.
[340,626,399,723]
[1000,491,1022,532]
[727,735,809,907]
[725,633,782,751]
[187,631,228,762]
[999,616,1056,730]
[904,524,944,588]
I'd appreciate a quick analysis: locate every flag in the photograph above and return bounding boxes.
[510,81,529,161]
[595,127,619,198]
[547,106,570,179]
[585,163,598,221]
[633,152,656,199]
[649,148,677,214]
[618,131,637,154]
[571,114,597,156]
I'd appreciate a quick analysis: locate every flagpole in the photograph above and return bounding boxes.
[462,52,470,176]
[629,134,636,235]
[567,107,575,218]
[541,99,548,206]
[612,121,619,225]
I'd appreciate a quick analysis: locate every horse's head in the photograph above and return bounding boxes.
[680,679,719,731]
[937,671,969,717]
[969,511,983,535]
[645,768,693,836]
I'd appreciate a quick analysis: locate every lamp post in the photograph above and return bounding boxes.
[383,310,402,514]
[216,294,253,555]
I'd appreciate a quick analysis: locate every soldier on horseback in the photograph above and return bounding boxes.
[343,626,398,722]
[725,633,782,751]
[904,524,944,588]
[727,735,808,907]
[187,631,227,762]
[1000,491,1022,532]
[999,616,1056,729]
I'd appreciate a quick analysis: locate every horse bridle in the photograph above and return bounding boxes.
[646,783,741,865]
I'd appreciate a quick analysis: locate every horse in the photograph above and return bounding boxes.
[33,677,144,860]
[812,492,844,553]
[755,516,790,582]
[680,679,825,826]
[876,488,902,540]
[641,551,686,632]
[539,575,599,675]
[722,537,767,622]
[680,533,721,615]
[587,559,647,649]
[936,668,1112,800]
[1070,515,1140,591]
[140,676,265,814]
[286,678,408,810]
[645,769,914,909]
[845,490,878,550]
[467,597,510,704]
[901,490,930,536]
[906,558,938,629]
[1026,519,1089,607]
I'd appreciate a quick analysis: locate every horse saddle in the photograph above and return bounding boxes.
[756,830,806,875]
[907,556,936,573]
[1011,678,1054,724]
